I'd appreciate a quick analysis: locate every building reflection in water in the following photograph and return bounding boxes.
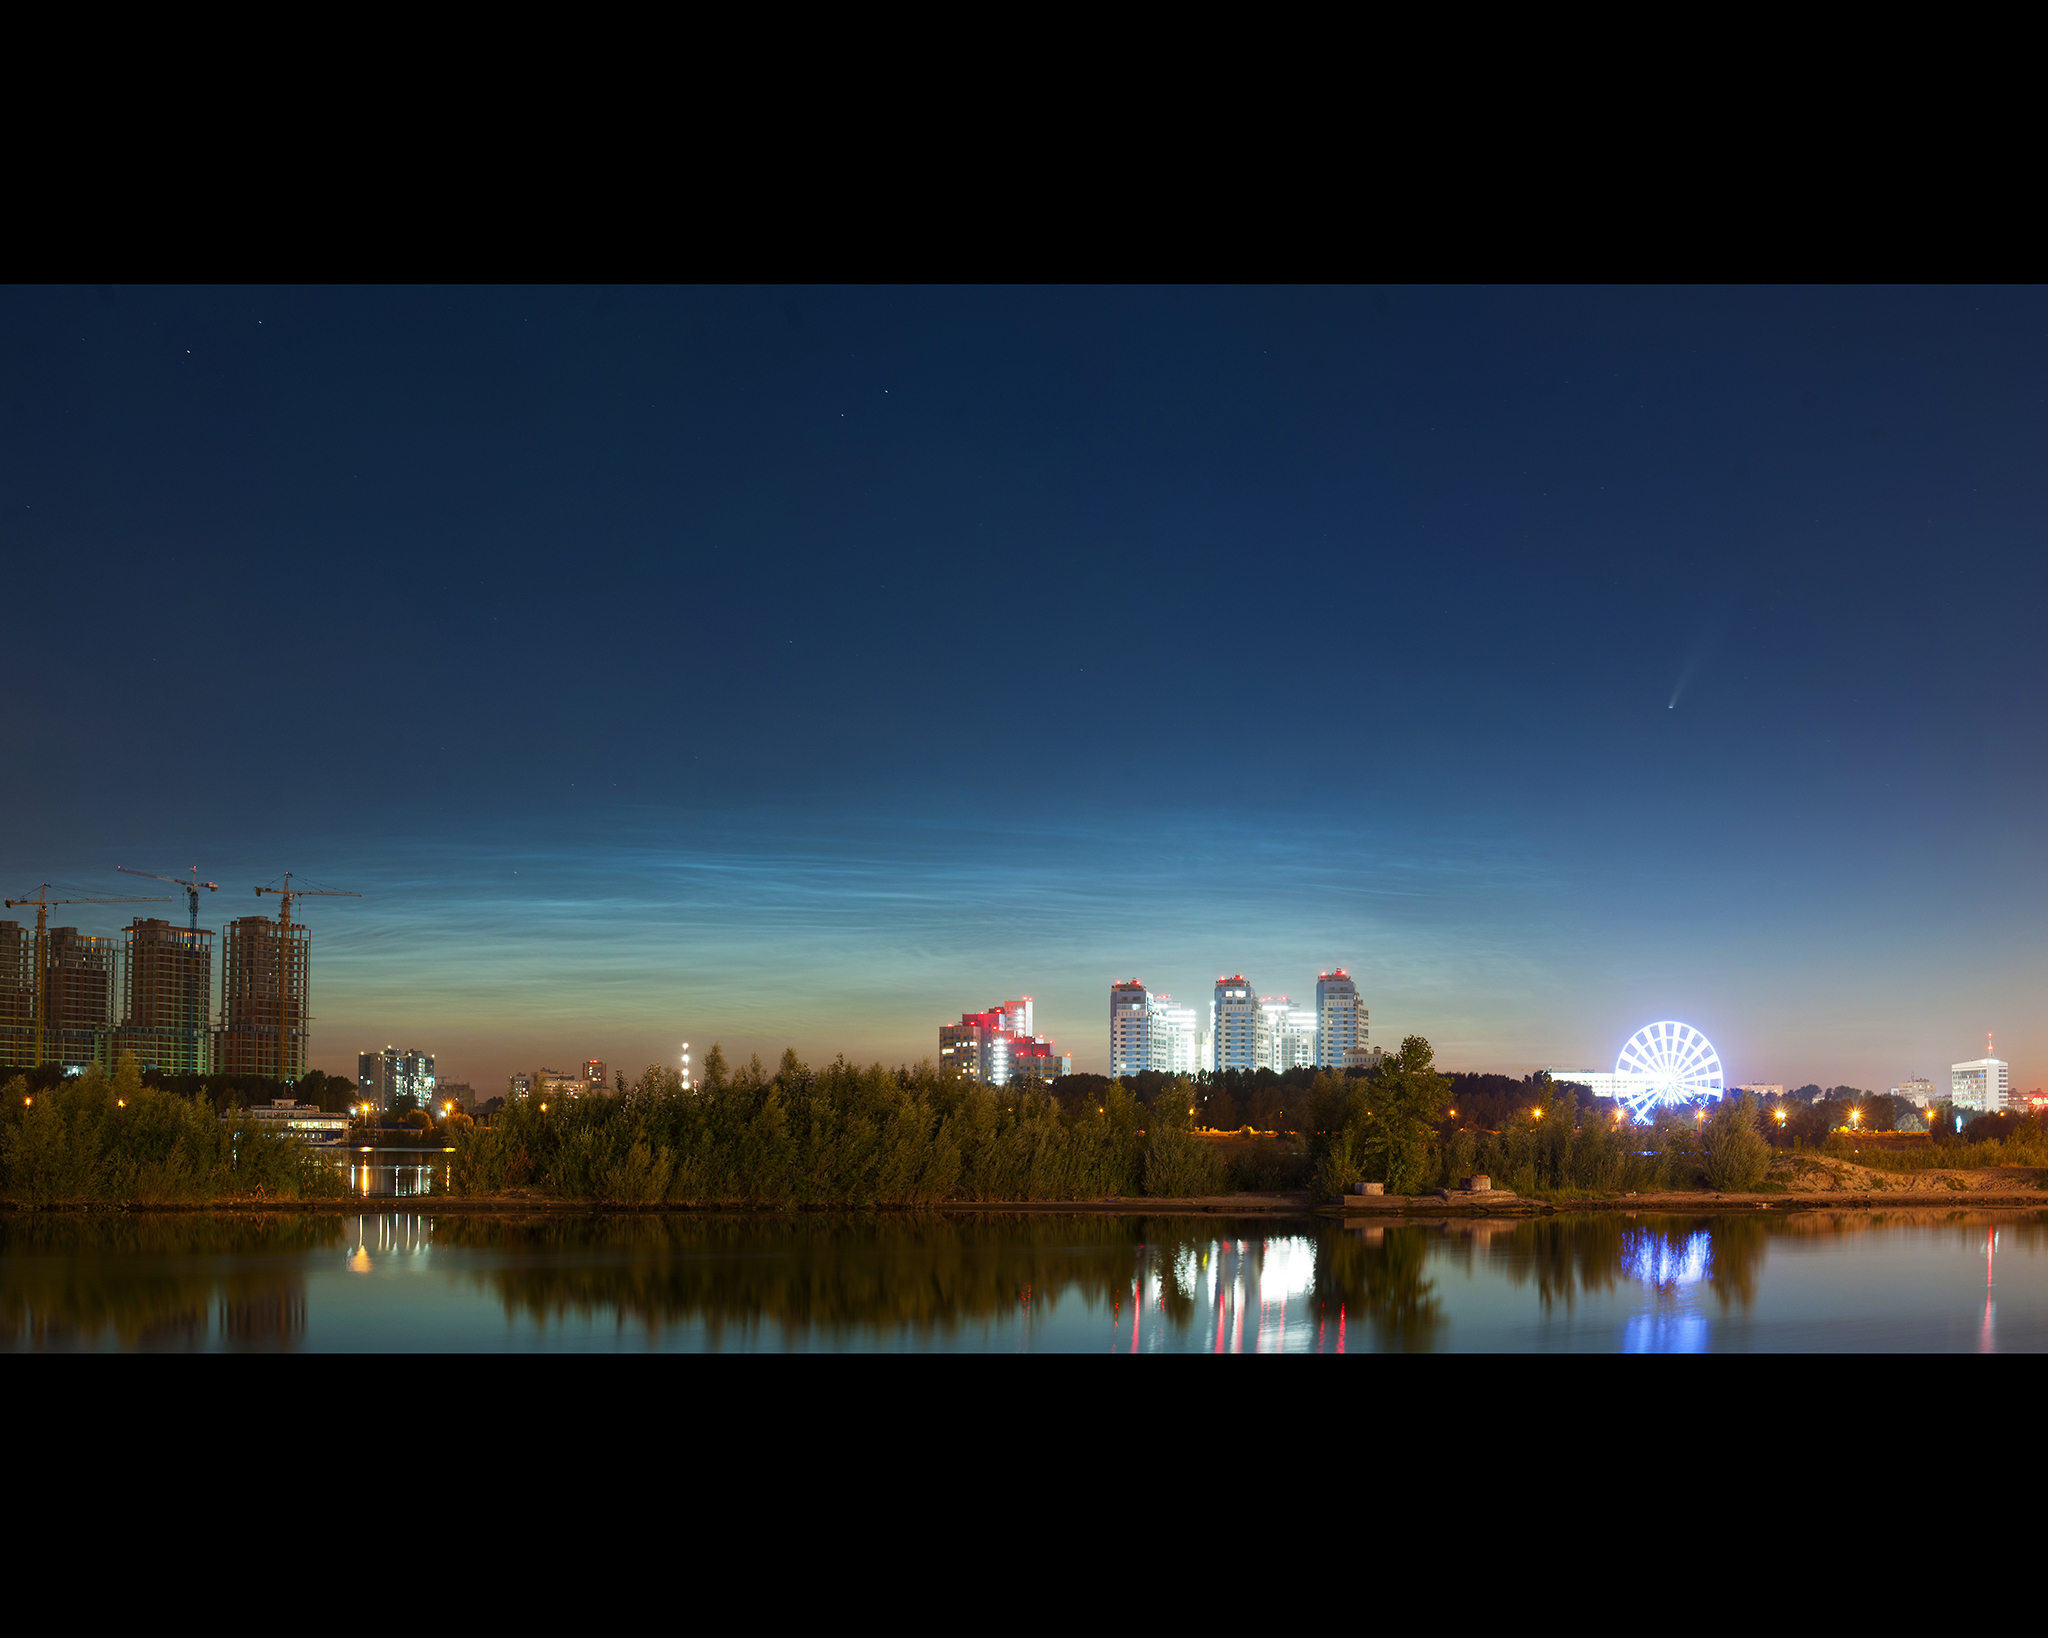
[0,1215,344,1352]
[4,1208,2046,1351]
[342,1151,450,1198]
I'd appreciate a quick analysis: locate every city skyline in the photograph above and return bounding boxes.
[2,876,2034,1099]
[5,287,2045,1098]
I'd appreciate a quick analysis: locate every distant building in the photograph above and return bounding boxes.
[1257,997,1317,1072]
[1212,976,1259,1072]
[585,1059,608,1093]
[508,1072,533,1100]
[537,1067,590,1101]
[1108,981,1151,1078]
[117,917,214,1075]
[216,914,310,1080]
[1891,1078,1935,1107]
[40,926,118,1073]
[1151,997,1200,1075]
[946,997,1070,1086]
[358,1046,435,1111]
[0,920,30,1069]
[225,1099,349,1146]
[436,1081,475,1113]
[1951,1057,2010,1112]
[1314,971,1370,1069]
[1732,1083,1785,1100]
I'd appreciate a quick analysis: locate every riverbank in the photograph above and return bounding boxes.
[9,1174,2048,1216]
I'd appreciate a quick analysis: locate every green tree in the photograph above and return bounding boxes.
[1702,1094,1772,1190]
[1309,1036,1451,1196]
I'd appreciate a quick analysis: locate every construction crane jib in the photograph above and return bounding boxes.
[3,884,172,1069]
[117,865,219,933]
[252,873,361,1082]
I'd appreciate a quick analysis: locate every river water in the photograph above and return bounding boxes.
[2,1208,2042,1351]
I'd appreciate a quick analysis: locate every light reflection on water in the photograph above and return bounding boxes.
[336,1147,452,1198]
[0,1210,2042,1352]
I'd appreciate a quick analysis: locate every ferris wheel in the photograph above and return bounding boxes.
[1614,1022,1723,1120]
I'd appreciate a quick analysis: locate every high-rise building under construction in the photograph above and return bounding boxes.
[117,918,214,1075]
[41,926,118,1071]
[216,913,311,1080]
[0,921,31,1070]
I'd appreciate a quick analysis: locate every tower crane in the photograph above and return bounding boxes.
[116,865,219,933]
[3,885,173,1069]
[116,866,220,1073]
[252,872,361,1083]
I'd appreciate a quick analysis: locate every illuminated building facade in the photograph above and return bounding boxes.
[1257,998,1318,1071]
[1212,976,1258,1071]
[118,918,214,1075]
[357,1046,436,1111]
[943,997,1070,1086]
[1891,1078,1935,1107]
[1151,997,1200,1074]
[1106,983,1200,1077]
[1951,1057,2009,1112]
[1315,970,1370,1069]
[1108,981,1150,1077]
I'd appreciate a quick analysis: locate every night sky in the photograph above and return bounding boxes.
[5,286,2043,1095]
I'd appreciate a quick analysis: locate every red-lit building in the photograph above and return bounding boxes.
[939,997,1072,1086]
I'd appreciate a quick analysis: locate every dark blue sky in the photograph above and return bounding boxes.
[5,285,2043,1092]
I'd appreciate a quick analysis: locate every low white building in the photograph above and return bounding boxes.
[224,1099,350,1146]
[1547,1069,1665,1102]
[1892,1078,1936,1107]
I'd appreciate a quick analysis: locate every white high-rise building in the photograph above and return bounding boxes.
[1110,980,1151,1078]
[1256,997,1317,1071]
[1951,1057,2010,1112]
[1212,975,1259,1072]
[1108,980,1200,1077]
[1315,970,1370,1068]
[1151,997,1200,1074]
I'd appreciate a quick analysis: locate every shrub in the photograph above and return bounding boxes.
[1702,1096,1772,1191]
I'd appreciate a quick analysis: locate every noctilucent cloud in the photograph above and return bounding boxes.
[5,285,2044,1094]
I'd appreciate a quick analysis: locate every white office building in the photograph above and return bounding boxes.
[1108,980,1201,1077]
[1212,975,1259,1072]
[1951,1057,2010,1112]
[1110,980,1152,1078]
[1152,998,1200,1075]
[1257,997,1317,1071]
[1315,970,1370,1069]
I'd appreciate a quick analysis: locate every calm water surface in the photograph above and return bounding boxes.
[2,1209,2041,1352]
